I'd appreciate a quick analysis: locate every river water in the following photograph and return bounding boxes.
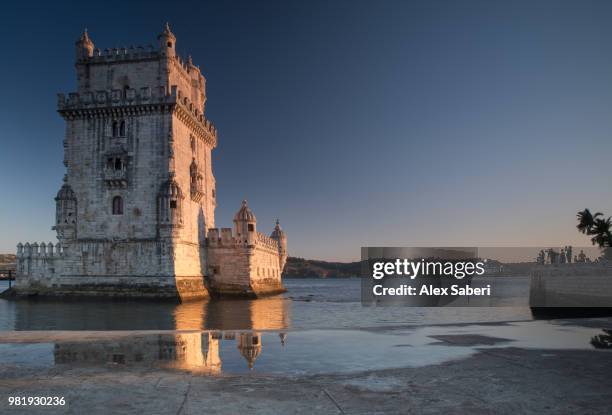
[1,278,610,376]
[0,277,532,331]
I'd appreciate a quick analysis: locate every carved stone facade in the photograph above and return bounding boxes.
[15,26,287,299]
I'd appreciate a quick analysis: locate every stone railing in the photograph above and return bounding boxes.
[207,229,279,251]
[104,168,128,188]
[255,232,279,251]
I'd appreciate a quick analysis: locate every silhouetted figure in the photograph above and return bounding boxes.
[547,248,560,264]
[565,246,572,263]
[536,250,545,264]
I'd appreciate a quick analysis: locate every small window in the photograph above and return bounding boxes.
[114,158,122,171]
[212,189,216,198]
[112,196,123,215]
[248,224,254,232]
[112,121,118,137]
[119,120,126,136]
[170,200,177,209]
[167,42,172,48]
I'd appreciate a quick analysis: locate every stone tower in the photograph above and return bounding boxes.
[15,26,287,300]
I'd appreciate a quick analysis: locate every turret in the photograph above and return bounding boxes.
[158,22,176,58]
[233,200,256,245]
[271,219,288,270]
[157,174,184,238]
[237,332,262,370]
[75,29,94,61]
[53,182,77,243]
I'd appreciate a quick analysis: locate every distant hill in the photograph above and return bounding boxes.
[0,254,15,266]
[0,254,16,276]
[0,253,358,278]
[283,257,361,278]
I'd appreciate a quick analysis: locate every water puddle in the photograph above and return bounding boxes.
[0,320,608,376]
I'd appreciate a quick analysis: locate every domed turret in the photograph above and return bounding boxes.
[160,177,184,200]
[270,219,285,240]
[234,200,256,222]
[270,219,288,270]
[53,183,77,242]
[233,200,257,244]
[237,332,262,370]
[56,183,76,201]
[75,29,94,61]
[157,175,184,233]
[158,22,176,58]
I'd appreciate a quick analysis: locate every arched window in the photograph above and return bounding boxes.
[114,158,122,171]
[119,120,126,136]
[112,121,118,137]
[112,196,123,215]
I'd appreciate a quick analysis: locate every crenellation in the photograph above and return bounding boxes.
[85,45,161,63]
[17,242,61,259]
[57,87,217,146]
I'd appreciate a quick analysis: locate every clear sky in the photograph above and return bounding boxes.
[1,0,611,261]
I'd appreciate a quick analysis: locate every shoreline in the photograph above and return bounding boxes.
[1,324,611,414]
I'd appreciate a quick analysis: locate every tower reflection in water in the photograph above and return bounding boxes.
[52,296,291,374]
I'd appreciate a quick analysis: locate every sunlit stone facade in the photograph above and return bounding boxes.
[15,26,287,299]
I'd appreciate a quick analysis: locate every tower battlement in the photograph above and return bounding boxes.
[207,228,280,251]
[57,86,217,145]
[79,45,160,63]
[17,242,64,259]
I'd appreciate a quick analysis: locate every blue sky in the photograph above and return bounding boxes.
[1,0,611,260]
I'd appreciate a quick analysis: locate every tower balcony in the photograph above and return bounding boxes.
[191,186,204,202]
[190,175,204,202]
[104,168,128,188]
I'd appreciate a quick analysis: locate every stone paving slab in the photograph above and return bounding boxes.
[0,347,611,414]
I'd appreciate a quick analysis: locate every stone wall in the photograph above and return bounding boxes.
[207,229,285,297]
[530,264,612,307]
[250,234,284,295]
[15,240,208,299]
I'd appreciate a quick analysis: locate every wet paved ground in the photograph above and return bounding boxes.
[0,318,611,414]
